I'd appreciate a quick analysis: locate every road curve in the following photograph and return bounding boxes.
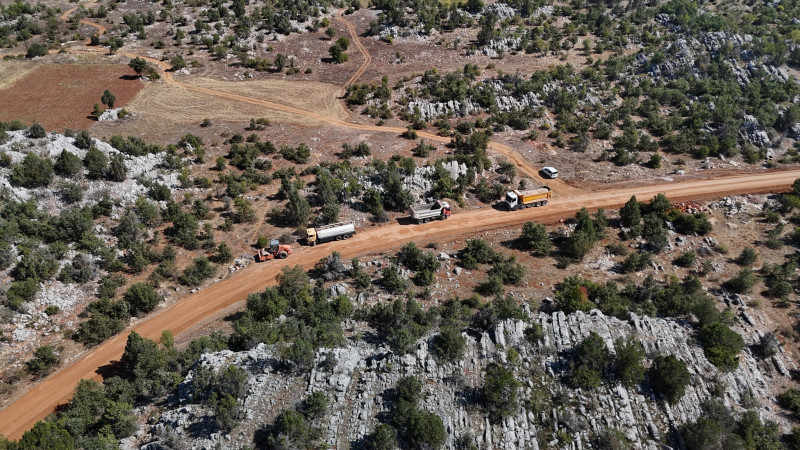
[1,169,798,440]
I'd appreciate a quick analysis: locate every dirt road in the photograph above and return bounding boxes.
[1,169,798,440]
[337,10,372,90]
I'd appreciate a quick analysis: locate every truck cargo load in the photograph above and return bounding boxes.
[504,186,552,210]
[305,221,356,246]
[408,200,451,224]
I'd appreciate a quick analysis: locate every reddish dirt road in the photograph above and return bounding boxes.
[337,10,372,90]
[1,169,798,440]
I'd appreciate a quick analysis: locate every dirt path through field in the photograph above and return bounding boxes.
[2,169,799,440]
[337,10,372,90]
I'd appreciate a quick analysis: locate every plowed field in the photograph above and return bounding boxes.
[0,63,143,131]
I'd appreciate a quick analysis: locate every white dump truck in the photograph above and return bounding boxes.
[408,200,451,224]
[305,221,356,246]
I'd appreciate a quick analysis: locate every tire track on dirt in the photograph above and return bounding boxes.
[2,169,800,440]
[336,10,372,90]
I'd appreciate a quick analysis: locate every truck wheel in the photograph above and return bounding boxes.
[309,241,316,247]
[278,251,288,259]
[440,214,446,220]
[335,235,343,241]
[346,233,353,239]
[512,205,519,211]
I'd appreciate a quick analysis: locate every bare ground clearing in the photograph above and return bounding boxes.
[0,62,142,131]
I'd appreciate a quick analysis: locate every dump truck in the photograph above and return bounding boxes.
[256,239,293,262]
[305,221,356,246]
[504,186,552,210]
[408,200,451,224]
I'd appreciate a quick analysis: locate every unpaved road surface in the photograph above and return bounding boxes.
[1,169,798,439]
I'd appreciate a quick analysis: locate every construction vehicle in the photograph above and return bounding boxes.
[256,239,292,262]
[504,186,552,210]
[409,200,451,224]
[305,221,356,246]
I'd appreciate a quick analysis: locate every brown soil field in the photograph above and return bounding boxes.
[0,63,143,131]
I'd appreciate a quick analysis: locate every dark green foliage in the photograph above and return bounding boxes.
[280,143,311,164]
[680,401,780,450]
[619,196,642,234]
[122,283,160,315]
[54,151,83,177]
[179,257,215,286]
[83,146,108,180]
[612,337,645,388]
[26,122,46,138]
[471,294,526,331]
[433,326,466,362]
[26,345,59,377]
[567,332,610,390]
[19,422,74,450]
[365,423,399,450]
[481,364,519,423]
[5,278,40,309]
[699,322,745,371]
[168,211,199,249]
[723,268,757,294]
[673,250,696,268]
[301,391,327,420]
[382,165,413,212]
[621,251,653,274]
[25,43,49,58]
[672,212,713,235]
[118,332,174,400]
[735,247,757,266]
[396,377,423,403]
[10,153,54,188]
[368,299,436,353]
[519,221,551,256]
[101,89,116,109]
[246,287,289,322]
[281,179,311,226]
[380,264,408,293]
[106,153,127,181]
[458,238,498,269]
[642,213,668,253]
[262,409,323,449]
[13,247,59,281]
[778,389,800,416]
[649,354,690,404]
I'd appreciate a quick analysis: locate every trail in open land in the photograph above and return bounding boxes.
[1,169,799,439]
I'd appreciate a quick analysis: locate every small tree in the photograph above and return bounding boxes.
[649,354,690,404]
[433,326,466,363]
[128,57,150,75]
[101,89,116,109]
[26,345,59,377]
[27,122,46,138]
[170,54,186,70]
[481,364,519,423]
[612,336,645,387]
[26,42,49,58]
[84,146,109,180]
[123,283,161,315]
[518,221,551,257]
[735,247,758,266]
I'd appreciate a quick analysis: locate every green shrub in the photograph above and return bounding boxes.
[699,322,744,371]
[567,332,610,390]
[481,363,520,423]
[10,153,54,188]
[123,283,160,315]
[458,238,498,269]
[673,250,696,268]
[649,354,690,404]
[519,221,551,256]
[735,247,757,266]
[612,336,645,387]
[54,150,83,177]
[722,268,757,294]
[26,345,59,377]
[778,389,800,415]
[433,326,466,362]
[179,257,215,286]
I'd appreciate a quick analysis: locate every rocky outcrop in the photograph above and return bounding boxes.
[139,308,788,449]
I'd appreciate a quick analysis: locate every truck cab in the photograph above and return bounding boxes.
[305,228,318,246]
[505,191,521,210]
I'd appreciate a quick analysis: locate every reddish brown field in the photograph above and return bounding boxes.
[0,63,143,131]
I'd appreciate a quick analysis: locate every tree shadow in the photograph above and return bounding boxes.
[119,74,139,81]
[95,359,122,380]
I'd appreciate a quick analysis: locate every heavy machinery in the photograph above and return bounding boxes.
[409,200,451,224]
[305,221,356,246]
[256,239,292,262]
[504,186,552,210]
